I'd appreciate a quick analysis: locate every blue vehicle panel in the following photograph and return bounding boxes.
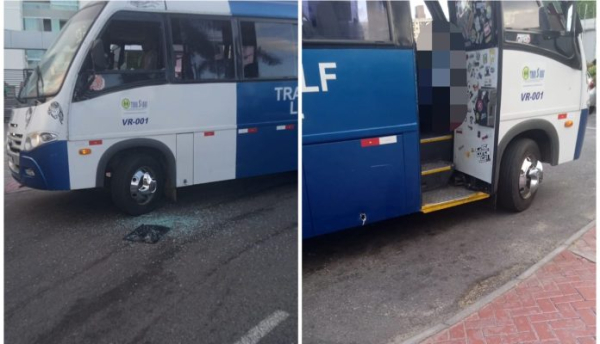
[303,49,419,144]
[303,48,421,237]
[236,81,298,178]
[15,140,70,190]
[574,108,589,160]
[229,1,297,20]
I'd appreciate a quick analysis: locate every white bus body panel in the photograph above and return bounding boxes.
[67,135,177,190]
[68,83,238,189]
[176,133,194,186]
[498,48,585,164]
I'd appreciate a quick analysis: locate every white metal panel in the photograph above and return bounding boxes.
[498,49,584,164]
[69,83,237,141]
[67,135,177,190]
[193,129,236,184]
[176,133,194,187]
[453,47,499,183]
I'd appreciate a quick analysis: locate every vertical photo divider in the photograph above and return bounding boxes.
[296,1,303,342]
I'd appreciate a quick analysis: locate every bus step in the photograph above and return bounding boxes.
[421,160,453,192]
[420,134,453,163]
[421,185,489,213]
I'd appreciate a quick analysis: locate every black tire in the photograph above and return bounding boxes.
[498,138,541,212]
[111,153,164,215]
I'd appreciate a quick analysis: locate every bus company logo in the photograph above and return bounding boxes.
[522,66,545,82]
[121,98,148,112]
[121,98,131,110]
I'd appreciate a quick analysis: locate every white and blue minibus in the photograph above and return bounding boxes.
[8,1,298,215]
[302,0,589,238]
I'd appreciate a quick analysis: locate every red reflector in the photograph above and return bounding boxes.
[204,131,215,137]
[248,127,258,133]
[361,138,380,147]
[558,113,567,119]
[89,140,102,146]
[285,124,295,130]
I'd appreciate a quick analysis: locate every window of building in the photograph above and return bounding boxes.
[59,19,67,29]
[241,21,297,79]
[23,17,41,31]
[302,1,391,42]
[43,18,52,32]
[170,16,234,81]
[25,49,45,69]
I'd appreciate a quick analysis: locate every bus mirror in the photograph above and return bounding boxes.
[91,39,107,72]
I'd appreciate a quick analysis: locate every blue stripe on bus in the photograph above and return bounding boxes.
[228,1,297,19]
[236,81,298,178]
[574,108,589,160]
[17,140,70,190]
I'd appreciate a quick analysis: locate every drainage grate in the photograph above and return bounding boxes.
[124,225,171,244]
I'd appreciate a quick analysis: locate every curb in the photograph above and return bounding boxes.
[394,220,596,344]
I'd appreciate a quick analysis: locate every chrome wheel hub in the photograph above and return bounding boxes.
[130,167,157,205]
[518,156,543,199]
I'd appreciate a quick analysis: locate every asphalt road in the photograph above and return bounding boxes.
[303,115,596,344]
[5,166,298,343]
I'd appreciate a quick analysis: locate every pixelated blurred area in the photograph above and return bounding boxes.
[416,20,467,135]
[415,0,498,136]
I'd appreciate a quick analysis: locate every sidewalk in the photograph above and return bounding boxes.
[420,226,596,344]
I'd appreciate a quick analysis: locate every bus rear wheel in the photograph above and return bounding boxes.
[498,138,543,212]
[111,154,164,215]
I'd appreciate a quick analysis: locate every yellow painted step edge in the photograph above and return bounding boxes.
[421,192,489,214]
[421,165,452,176]
[420,135,453,144]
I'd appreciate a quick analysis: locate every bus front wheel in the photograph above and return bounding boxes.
[111,154,164,215]
[498,138,543,212]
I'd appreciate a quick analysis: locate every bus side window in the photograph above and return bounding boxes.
[76,13,167,99]
[99,19,165,71]
[302,1,391,42]
[503,1,577,61]
[169,16,234,81]
[240,21,297,79]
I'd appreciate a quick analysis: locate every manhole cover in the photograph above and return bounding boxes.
[124,225,171,244]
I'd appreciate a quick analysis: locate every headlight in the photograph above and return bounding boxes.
[23,132,58,151]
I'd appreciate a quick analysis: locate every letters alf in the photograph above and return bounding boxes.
[302,63,337,93]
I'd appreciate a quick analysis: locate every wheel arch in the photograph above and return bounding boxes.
[96,138,176,193]
[494,119,559,193]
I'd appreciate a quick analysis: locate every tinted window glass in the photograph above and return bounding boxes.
[170,17,234,81]
[503,1,576,59]
[303,1,391,41]
[75,14,166,99]
[241,21,297,79]
[101,18,165,71]
[503,1,573,32]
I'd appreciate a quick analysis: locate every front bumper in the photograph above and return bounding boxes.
[8,140,71,190]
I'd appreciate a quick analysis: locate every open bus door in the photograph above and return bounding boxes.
[417,0,585,213]
[415,0,497,213]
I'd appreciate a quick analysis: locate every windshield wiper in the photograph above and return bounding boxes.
[35,65,44,100]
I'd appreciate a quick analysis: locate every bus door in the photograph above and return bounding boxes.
[409,0,499,214]
[302,1,420,237]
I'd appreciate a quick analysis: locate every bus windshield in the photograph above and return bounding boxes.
[19,3,104,100]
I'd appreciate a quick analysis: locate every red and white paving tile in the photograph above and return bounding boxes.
[422,227,596,344]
